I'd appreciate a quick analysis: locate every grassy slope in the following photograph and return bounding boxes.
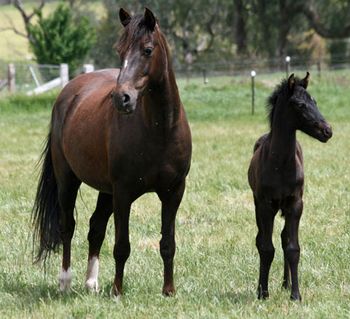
[0,73,349,318]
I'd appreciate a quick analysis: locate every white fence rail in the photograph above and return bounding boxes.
[1,63,95,95]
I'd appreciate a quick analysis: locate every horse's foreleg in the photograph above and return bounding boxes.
[255,199,277,299]
[281,225,290,289]
[282,198,303,301]
[86,192,113,292]
[57,175,81,292]
[158,181,185,296]
[112,189,131,297]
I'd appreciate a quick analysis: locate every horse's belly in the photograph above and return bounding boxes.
[62,108,113,193]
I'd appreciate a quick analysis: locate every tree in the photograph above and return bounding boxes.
[27,4,95,75]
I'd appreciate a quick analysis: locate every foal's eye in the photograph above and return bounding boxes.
[143,47,153,56]
[298,103,306,109]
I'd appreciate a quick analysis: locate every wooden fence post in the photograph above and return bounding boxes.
[83,64,94,73]
[60,63,69,87]
[8,63,16,93]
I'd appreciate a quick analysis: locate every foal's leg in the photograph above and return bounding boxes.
[86,192,113,292]
[255,198,277,299]
[157,181,185,296]
[281,225,290,289]
[282,198,303,301]
[112,188,132,297]
[57,172,81,292]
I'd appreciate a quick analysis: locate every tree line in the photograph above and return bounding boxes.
[9,0,350,74]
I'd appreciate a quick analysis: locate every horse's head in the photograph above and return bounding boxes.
[112,8,165,114]
[287,72,332,142]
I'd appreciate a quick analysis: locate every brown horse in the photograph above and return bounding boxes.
[248,73,332,301]
[32,8,192,297]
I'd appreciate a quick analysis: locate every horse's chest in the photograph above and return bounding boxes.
[260,168,303,200]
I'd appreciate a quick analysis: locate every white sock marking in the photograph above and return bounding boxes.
[59,267,72,292]
[86,256,99,292]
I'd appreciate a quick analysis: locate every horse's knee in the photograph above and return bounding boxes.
[160,238,175,261]
[285,245,300,264]
[113,241,131,263]
[256,237,275,263]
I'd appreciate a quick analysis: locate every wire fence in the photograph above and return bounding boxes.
[0,54,350,95]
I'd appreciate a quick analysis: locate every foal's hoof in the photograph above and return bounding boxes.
[282,280,290,290]
[290,292,302,302]
[162,285,175,297]
[257,289,269,300]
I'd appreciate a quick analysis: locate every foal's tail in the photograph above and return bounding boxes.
[32,133,61,263]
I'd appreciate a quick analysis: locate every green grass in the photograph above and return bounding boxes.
[0,72,350,318]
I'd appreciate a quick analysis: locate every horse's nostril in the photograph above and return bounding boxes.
[323,127,332,138]
[123,94,130,105]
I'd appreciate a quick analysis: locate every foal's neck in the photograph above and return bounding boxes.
[269,102,296,168]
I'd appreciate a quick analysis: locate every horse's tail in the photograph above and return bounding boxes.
[32,132,61,263]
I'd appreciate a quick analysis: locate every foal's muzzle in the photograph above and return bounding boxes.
[314,121,333,142]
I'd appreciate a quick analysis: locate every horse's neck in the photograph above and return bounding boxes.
[269,104,296,168]
[144,68,181,130]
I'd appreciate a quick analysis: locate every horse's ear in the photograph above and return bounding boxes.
[119,8,131,27]
[288,73,295,91]
[144,7,156,31]
[301,71,310,89]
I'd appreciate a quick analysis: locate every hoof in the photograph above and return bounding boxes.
[162,285,175,297]
[257,289,269,300]
[59,268,72,292]
[112,284,123,298]
[290,293,302,302]
[85,278,99,293]
[282,280,290,290]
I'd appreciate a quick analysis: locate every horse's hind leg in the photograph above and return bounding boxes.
[86,192,113,292]
[255,198,277,299]
[281,225,290,289]
[56,169,81,292]
[282,198,303,301]
[158,181,185,296]
[112,187,132,297]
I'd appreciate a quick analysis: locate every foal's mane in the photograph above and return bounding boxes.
[266,76,303,127]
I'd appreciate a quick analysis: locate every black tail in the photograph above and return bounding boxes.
[32,133,61,263]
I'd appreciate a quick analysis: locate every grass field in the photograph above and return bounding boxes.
[0,73,349,318]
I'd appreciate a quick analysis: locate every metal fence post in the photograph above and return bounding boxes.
[60,63,69,87]
[251,70,256,115]
[8,63,16,93]
[285,56,291,77]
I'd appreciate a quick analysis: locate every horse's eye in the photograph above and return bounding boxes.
[143,47,153,56]
[298,103,306,109]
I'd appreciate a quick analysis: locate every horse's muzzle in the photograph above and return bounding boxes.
[111,90,137,114]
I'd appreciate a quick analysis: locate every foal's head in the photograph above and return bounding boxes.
[112,8,168,114]
[268,72,332,142]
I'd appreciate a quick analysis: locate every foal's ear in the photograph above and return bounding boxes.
[301,71,310,89]
[119,8,131,27]
[144,7,156,31]
[288,73,295,91]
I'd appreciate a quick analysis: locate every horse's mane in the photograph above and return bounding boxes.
[116,14,163,58]
[266,76,303,127]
